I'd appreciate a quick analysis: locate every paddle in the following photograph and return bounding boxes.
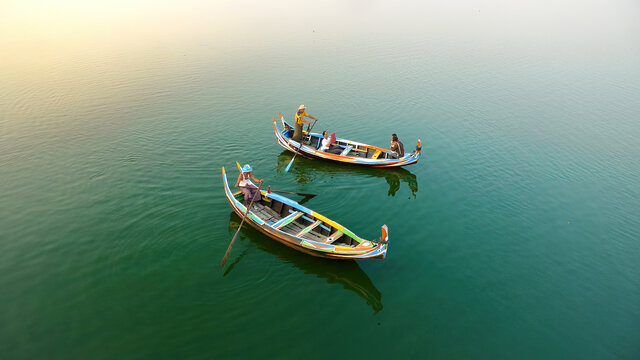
[234,163,315,197]
[284,118,318,173]
[269,189,316,198]
[221,181,264,267]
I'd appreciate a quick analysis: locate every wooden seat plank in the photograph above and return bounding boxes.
[295,220,322,237]
[340,145,353,156]
[273,211,303,229]
[324,230,344,244]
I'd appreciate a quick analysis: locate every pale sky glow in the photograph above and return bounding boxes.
[2,0,638,51]
[1,0,639,137]
[1,0,639,72]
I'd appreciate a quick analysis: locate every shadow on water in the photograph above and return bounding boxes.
[276,150,418,198]
[227,212,383,314]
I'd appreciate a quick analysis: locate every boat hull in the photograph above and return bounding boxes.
[222,167,387,260]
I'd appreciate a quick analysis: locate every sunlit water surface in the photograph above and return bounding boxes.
[1,1,640,359]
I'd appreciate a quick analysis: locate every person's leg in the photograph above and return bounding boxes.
[292,122,302,141]
[240,187,252,205]
[247,185,261,203]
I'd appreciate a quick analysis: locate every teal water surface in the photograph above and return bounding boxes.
[2,1,640,359]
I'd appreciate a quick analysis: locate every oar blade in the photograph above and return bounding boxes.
[284,154,296,172]
[221,232,238,266]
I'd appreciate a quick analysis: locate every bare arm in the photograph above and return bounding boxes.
[250,174,264,183]
[235,173,242,187]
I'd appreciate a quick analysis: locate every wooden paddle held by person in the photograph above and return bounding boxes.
[285,105,319,172]
[222,164,265,267]
[292,104,318,142]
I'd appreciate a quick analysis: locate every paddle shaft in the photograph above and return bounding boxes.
[269,189,316,197]
[285,119,318,172]
[221,182,264,266]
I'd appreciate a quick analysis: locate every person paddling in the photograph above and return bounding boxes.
[292,104,318,142]
[234,164,264,206]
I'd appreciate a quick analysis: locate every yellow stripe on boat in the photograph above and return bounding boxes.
[333,246,368,254]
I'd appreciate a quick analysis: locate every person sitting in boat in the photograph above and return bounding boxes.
[234,164,264,206]
[320,131,343,154]
[292,104,318,142]
[390,133,405,158]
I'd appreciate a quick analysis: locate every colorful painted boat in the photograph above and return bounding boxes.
[273,112,421,167]
[222,166,389,259]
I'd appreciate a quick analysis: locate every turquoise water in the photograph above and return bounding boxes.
[2,1,640,358]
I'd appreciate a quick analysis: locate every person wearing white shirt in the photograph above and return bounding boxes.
[320,131,342,154]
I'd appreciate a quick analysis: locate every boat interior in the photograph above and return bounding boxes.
[281,128,399,160]
[233,191,359,247]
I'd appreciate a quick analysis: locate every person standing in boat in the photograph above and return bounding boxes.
[320,131,343,154]
[390,133,405,158]
[235,164,264,206]
[292,104,318,142]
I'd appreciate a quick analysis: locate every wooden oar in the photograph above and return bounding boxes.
[269,189,316,197]
[285,119,318,173]
[221,181,264,267]
[232,163,314,197]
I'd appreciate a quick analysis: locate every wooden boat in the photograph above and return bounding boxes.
[273,112,421,167]
[222,165,388,259]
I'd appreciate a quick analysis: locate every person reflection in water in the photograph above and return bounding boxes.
[385,171,418,198]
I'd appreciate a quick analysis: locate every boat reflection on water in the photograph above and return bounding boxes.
[227,212,383,314]
[277,151,418,198]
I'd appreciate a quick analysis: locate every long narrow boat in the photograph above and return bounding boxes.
[273,112,421,167]
[222,166,388,259]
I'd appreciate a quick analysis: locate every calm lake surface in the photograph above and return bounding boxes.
[2,1,640,358]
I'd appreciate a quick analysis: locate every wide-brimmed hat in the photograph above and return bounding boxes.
[241,164,253,173]
[298,104,306,110]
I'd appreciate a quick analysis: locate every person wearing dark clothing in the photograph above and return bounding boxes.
[390,133,405,158]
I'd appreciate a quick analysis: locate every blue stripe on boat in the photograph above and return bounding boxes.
[272,211,302,228]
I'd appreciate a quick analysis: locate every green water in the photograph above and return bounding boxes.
[2,1,640,359]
